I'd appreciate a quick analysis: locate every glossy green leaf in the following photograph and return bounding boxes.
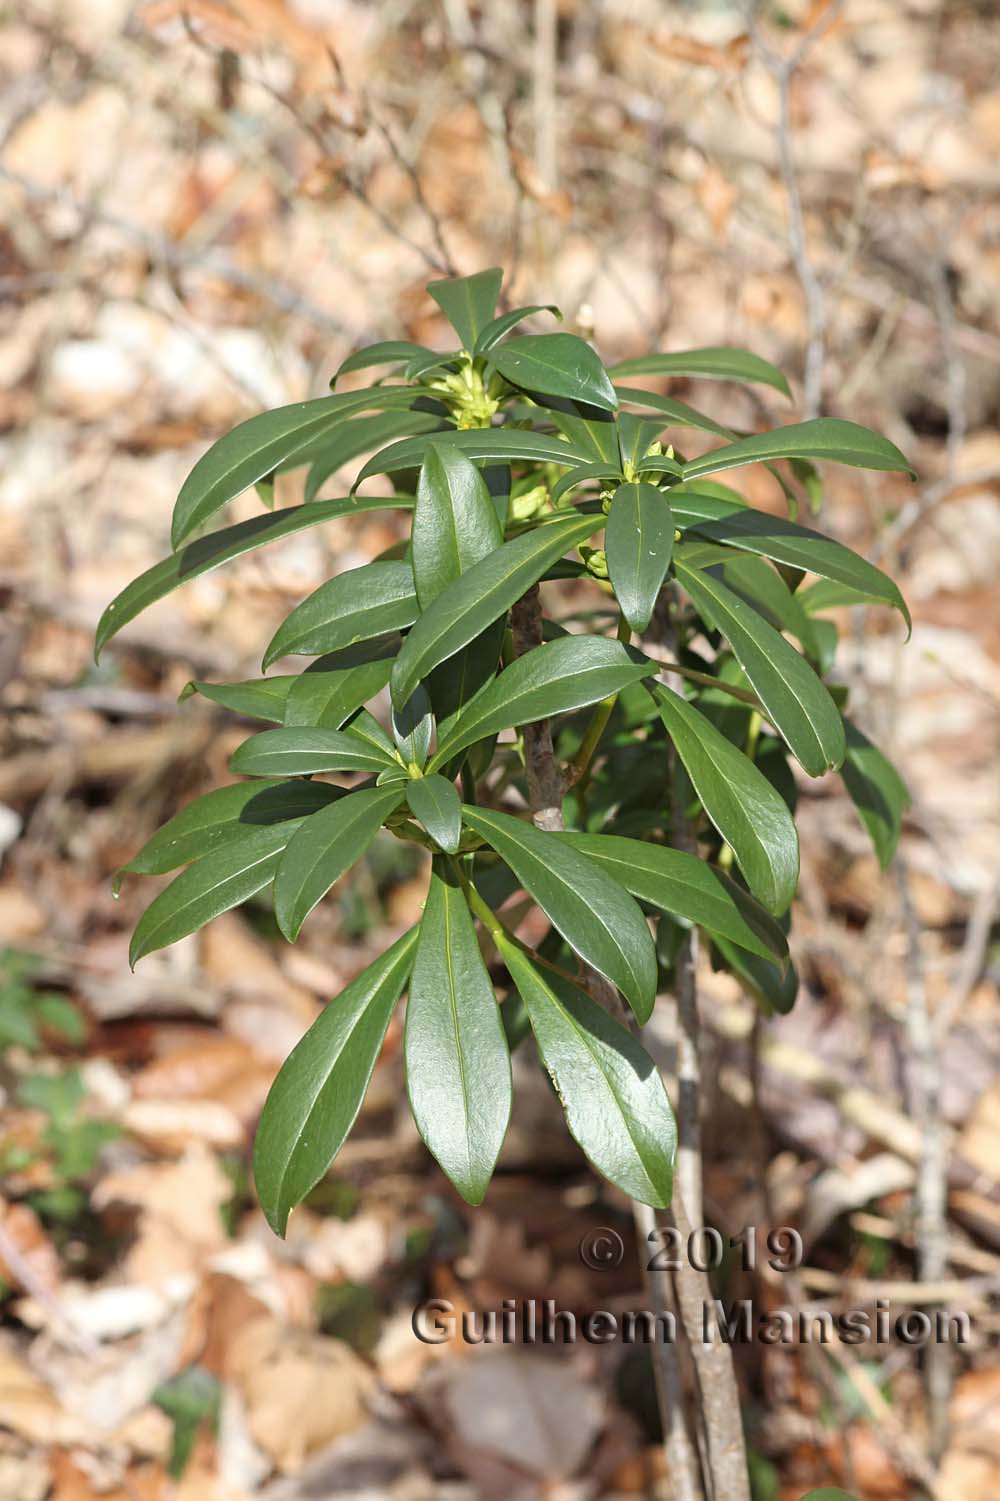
[474,304,561,354]
[682,544,821,662]
[675,557,846,775]
[498,940,675,1206]
[229,726,399,778]
[404,349,461,382]
[427,268,503,349]
[391,684,433,768]
[841,720,909,869]
[390,512,604,709]
[546,400,621,465]
[353,426,592,487]
[283,654,395,728]
[431,635,654,768]
[462,806,657,1022]
[348,709,398,759]
[263,561,417,669]
[171,390,421,547]
[682,419,915,482]
[303,410,443,502]
[120,779,340,881]
[489,333,618,412]
[181,676,296,722]
[412,443,507,718]
[685,504,910,629]
[130,823,294,966]
[333,341,433,384]
[714,934,798,1016]
[550,461,623,506]
[556,833,788,963]
[617,412,673,472]
[273,784,406,941]
[650,684,799,914]
[606,482,675,632]
[405,864,511,1203]
[608,346,791,397]
[254,929,417,1234]
[405,775,462,853]
[95,497,405,659]
[669,483,749,531]
[615,385,736,439]
[412,444,504,608]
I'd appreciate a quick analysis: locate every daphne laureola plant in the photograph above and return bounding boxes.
[98,267,912,1239]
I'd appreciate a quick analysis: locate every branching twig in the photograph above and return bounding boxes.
[509,582,705,1501]
[749,1,844,419]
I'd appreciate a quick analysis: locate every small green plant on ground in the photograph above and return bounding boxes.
[99,269,908,1495]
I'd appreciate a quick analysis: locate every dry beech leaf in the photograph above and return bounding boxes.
[0,1198,61,1295]
[225,1315,375,1472]
[650,31,750,71]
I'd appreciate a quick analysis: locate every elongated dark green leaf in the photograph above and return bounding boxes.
[489,333,617,412]
[668,482,748,531]
[273,784,405,941]
[474,304,560,354]
[412,444,508,719]
[606,482,675,632]
[303,410,443,502]
[546,400,621,465]
[681,544,820,661]
[412,444,504,607]
[556,833,787,962]
[404,350,461,381]
[333,341,432,383]
[427,269,503,349]
[551,461,623,505]
[349,709,398,759]
[498,940,675,1206]
[391,684,433,768]
[841,720,909,869]
[353,426,592,487]
[799,1491,858,1500]
[254,929,417,1234]
[264,561,417,669]
[130,823,293,966]
[650,684,799,914]
[432,635,654,767]
[682,418,915,482]
[171,390,421,547]
[181,676,296,722]
[120,779,340,881]
[391,512,604,709]
[615,385,736,439]
[229,726,399,778]
[799,577,868,614]
[713,936,798,1016]
[95,497,405,659]
[608,347,791,398]
[406,864,511,1203]
[617,412,673,472]
[685,504,910,629]
[405,775,462,853]
[283,655,395,728]
[462,806,657,1022]
[675,557,845,775]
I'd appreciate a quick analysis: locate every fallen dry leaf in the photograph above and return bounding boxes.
[443,1350,603,1481]
[224,1315,375,1473]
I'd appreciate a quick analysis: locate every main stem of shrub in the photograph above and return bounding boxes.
[511,582,730,1501]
